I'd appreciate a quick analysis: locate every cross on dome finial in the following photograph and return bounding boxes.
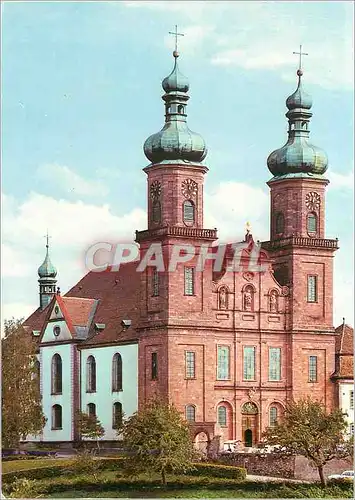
[44,230,52,249]
[293,44,308,76]
[169,24,184,57]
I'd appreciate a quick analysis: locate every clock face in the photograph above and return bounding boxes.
[53,326,61,337]
[150,181,162,201]
[182,178,198,199]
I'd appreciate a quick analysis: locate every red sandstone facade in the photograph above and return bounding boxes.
[134,153,338,448]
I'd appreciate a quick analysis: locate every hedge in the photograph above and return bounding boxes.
[2,457,246,483]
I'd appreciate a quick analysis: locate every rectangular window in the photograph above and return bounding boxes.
[185,351,196,379]
[243,346,256,380]
[269,348,281,381]
[184,267,195,296]
[217,346,230,380]
[151,352,158,380]
[350,391,354,409]
[309,355,317,382]
[152,269,159,297]
[307,275,317,302]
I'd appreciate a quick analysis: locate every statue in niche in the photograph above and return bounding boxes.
[269,291,278,313]
[244,288,253,311]
[219,287,228,309]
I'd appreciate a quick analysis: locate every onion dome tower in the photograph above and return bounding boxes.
[267,68,328,178]
[143,47,207,165]
[38,234,57,309]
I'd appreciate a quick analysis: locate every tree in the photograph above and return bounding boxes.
[263,397,353,487]
[2,318,46,448]
[120,399,196,485]
[76,410,105,451]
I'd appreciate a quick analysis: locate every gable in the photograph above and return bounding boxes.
[41,318,73,343]
[49,300,64,321]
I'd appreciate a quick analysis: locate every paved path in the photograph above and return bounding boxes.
[247,474,310,483]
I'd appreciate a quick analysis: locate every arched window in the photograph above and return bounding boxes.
[51,354,62,394]
[113,402,123,429]
[217,406,227,427]
[86,356,96,393]
[112,353,122,392]
[275,212,284,235]
[87,403,96,418]
[307,212,317,233]
[52,404,62,430]
[178,105,184,114]
[152,269,160,297]
[185,405,196,422]
[269,406,278,427]
[183,200,195,223]
[152,201,161,224]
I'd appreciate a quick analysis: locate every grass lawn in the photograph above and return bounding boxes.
[3,460,353,498]
[2,457,69,474]
[7,470,353,498]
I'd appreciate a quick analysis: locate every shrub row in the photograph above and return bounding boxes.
[2,457,246,483]
[189,462,247,480]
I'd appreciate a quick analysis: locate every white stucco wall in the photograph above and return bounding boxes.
[339,381,354,435]
[81,343,138,440]
[40,343,74,441]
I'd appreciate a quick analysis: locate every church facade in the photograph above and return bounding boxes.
[24,46,354,448]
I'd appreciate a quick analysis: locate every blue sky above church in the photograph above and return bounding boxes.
[2,1,354,326]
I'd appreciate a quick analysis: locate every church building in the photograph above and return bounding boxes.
[23,43,354,448]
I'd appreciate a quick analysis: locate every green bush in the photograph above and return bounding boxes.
[4,477,44,498]
[189,462,247,480]
[64,451,101,480]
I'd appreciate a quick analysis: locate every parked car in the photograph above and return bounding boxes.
[328,470,354,481]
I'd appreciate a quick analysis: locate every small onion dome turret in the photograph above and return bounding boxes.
[38,246,57,278]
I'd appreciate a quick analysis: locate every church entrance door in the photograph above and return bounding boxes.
[244,429,253,447]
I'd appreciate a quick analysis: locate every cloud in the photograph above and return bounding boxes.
[328,170,354,190]
[121,1,353,91]
[205,181,269,243]
[36,164,109,197]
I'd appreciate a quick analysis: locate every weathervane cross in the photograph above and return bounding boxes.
[293,44,308,71]
[44,230,52,248]
[169,24,184,53]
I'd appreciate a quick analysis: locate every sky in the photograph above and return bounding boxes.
[1,0,354,327]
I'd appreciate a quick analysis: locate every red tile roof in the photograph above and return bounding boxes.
[23,306,50,334]
[335,323,354,354]
[334,322,354,379]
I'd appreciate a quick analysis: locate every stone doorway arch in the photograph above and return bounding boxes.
[241,401,258,447]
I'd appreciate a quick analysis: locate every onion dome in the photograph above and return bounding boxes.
[38,239,57,278]
[162,51,190,93]
[267,69,328,178]
[144,51,207,165]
